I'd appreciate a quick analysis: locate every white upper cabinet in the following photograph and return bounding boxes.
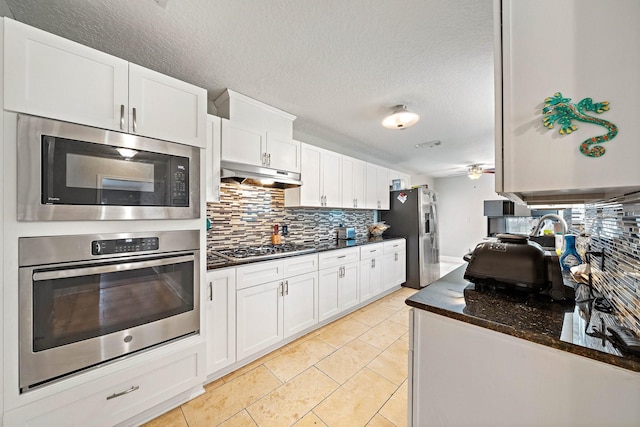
[496,0,640,204]
[215,89,300,172]
[206,115,222,202]
[4,18,207,147]
[285,143,341,208]
[128,64,207,147]
[342,156,366,209]
[365,163,390,210]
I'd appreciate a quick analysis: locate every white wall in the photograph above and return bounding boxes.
[432,174,504,258]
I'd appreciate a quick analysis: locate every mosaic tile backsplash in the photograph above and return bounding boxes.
[583,192,640,333]
[206,182,376,251]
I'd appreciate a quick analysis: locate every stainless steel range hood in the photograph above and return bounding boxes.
[220,160,303,188]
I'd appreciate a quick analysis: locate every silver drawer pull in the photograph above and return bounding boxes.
[337,255,346,259]
[120,104,125,130]
[107,385,139,400]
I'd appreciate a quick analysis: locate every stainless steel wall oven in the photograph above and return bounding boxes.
[18,230,200,392]
[17,114,200,221]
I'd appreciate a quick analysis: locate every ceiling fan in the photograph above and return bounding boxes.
[466,164,495,180]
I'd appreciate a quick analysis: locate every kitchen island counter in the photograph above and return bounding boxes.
[407,265,640,427]
[406,265,640,372]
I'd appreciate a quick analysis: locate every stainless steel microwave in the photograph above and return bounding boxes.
[17,114,200,221]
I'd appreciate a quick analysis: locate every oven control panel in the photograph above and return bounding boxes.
[92,237,159,255]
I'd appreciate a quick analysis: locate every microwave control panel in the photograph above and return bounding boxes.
[92,237,160,255]
[171,157,189,206]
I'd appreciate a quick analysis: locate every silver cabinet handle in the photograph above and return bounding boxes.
[120,104,125,130]
[268,153,271,166]
[33,254,195,281]
[338,255,347,259]
[394,253,398,261]
[353,198,356,208]
[209,281,213,301]
[132,107,137,132]
[355,198,358,208]
[284,280,289,295]
[262,153,267,166]
[107,385,139,400]
[371,259,375,268]
[279,281,284,296]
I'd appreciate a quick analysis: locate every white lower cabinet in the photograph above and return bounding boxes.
[4,341,205,427]
[235,254,318,361]
[283,271,319,337]
[318,247,360,321]
[359,243,384,301]
[205,268,236,376]
[236,279,284,360]
[382,240,406,290]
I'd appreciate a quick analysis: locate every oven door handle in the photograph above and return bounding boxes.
[32,254,195,281]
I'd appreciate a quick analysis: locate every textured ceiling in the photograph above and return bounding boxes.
[5,0,495,177]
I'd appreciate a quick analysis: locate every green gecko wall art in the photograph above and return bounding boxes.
[542,92,618,158]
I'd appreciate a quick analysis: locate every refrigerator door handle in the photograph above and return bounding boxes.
[424,212,430,234]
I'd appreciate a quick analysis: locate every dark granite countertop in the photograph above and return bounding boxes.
[406,265,640,372]
[206,236,404,270]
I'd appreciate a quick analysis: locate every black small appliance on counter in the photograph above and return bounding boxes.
[463,234,573,301]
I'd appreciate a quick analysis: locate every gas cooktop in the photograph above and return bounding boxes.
[212,243,317,262]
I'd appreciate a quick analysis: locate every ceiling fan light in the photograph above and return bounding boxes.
[467,165,483,180]
[382,105,420,130]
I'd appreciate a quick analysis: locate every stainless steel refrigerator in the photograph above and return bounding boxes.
[380,188,440,288]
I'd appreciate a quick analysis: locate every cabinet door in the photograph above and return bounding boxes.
[206,115,222,202]
[376,166,390,210]
[4,19,129,132]
[128,63,207,147]
[383,251,405,290]
[220,119,265,166]
[371,256,384,296]
[500,0,640,198]
[283,272,318,338]
[266,134,301,172]
[236,281,284,360]
[352,159,367,209]
[341,155,356,208]
[321,150,342,207]
[318,267,340,321]
[299,143,322,206]
[359,259,372,302]
[205,268,236,376]
[340,263,360,311]
[364,163,379,209]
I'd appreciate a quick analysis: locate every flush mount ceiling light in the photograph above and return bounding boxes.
[467,164,484,180]
[382,105,420,130]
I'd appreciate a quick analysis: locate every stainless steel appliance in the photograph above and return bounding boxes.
[337,226,356,240]
[221,160,302,188]
[17,114,200,221]
[380,188,440,288]
[19,230,200,391]
[212,243,316,262]
[463,234,572,301]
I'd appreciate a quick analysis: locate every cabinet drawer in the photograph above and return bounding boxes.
[383,239,406,254]
[5,342,205,427]
[318,247,360,270]
[283,253,318,277]
[236,259,284,290]
[360,243,384,261]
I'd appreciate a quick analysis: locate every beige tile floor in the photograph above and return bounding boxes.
[144,261,463,427]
